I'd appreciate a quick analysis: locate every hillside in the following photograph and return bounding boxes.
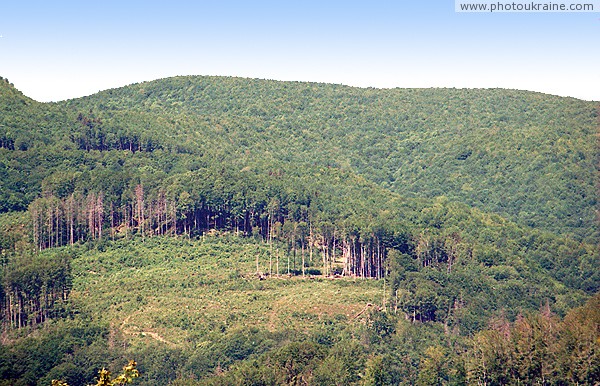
[61,76,599,242]
[2,75,598,241]
[0,236,597,385]
[0,76,598,385]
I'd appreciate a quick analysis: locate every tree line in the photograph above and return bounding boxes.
[26,175,410,280]
[0,154,592,338]
[3,154,592,333]
[0,250,71,329]
[71,113,162,153]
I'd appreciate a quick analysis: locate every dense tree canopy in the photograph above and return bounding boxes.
[1,76,597,241]
[0,75,597,385]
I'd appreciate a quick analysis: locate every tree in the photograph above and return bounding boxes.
[416,346,449,386]
[466,294,600,385]
[51,360,139,386]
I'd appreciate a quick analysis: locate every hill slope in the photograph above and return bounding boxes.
[62,76,599,241]
[2,75,597,241]
[0,76,598,385]
[59,77,598,237]
[0,236,597,385]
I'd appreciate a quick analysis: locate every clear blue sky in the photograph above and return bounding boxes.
[0,0,598,101]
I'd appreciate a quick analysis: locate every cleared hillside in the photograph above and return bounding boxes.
[1,236,597,385]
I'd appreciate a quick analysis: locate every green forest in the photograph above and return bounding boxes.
[0,75,598,385]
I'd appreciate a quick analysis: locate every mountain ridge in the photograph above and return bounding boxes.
[58,74,600,103]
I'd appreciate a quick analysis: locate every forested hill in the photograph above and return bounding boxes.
[1,75,599,385]
[0,72,597,302]
[61,76,599,242]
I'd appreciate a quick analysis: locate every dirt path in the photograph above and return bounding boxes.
[120,306,176,346]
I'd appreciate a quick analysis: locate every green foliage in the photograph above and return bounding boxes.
[1,76,597,242]
[1,249,72,328]
[361,355,385,386]
[466,294,600,385]
[51,360,139,386]
[0,319,119,386]
[1,237,596,385]
[61,76,598,241]
[416,346,449,386]
[312,340,365,385]
[0,76,598,385]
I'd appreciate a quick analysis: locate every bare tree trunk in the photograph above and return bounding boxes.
[309,224,313,267]
[54,200,60,247]
[332,232,337,274]
[96,193,104,240]
[47,202,53,248]
[301,240,305,277]
[67,195,75,245]
[135,184,145,238]
[31,202,40,251]
[256,247,260,274]
[87,193,95,240]
[292,224,297,271]
[321,235,327,276]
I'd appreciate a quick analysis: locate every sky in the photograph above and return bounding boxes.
[0,0,598,102]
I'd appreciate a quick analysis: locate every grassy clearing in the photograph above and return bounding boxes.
[70,235,383,349]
